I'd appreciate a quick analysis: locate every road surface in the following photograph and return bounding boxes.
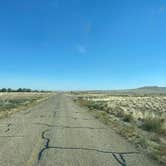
[0,94,159,166]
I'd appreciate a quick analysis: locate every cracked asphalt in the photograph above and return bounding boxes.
[0,94,159,166]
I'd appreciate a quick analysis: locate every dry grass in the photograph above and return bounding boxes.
[78,95,166,120]
[0,92,51,119]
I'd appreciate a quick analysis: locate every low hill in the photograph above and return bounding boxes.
[110,86,166,95]
[74,86,166,96]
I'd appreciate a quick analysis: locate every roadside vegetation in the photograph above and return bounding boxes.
[142,117,165,133]
[0,92,51,119]
[0,88,51,93]
[73,94,166,165]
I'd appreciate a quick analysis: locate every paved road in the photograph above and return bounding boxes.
[0,94,159,166]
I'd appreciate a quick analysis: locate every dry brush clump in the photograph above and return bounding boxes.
[142,117,165,134]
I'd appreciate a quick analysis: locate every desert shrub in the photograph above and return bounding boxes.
[116,110,124,117]
[105,108,110,113]
[123,114,133,122]
[142,117,164,133]
[86,102,105,110]
[100,112,110,124]
[150,134,161,143]
[136,136,148,148]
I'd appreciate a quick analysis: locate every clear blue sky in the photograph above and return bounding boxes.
[0,0,166,90]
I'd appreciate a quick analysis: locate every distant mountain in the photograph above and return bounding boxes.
[110,86,166,95]
[75,86,166,95]
[137,86,166,90]
[131,86,166,94]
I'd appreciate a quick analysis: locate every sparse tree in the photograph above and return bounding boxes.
[1,88,7,92]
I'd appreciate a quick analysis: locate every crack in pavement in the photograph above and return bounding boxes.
[0,123,24,138]
[38,129,50,161]
[4,123,12,133]
[34,123,106,130]
[0,123,13,133]
[36,114,92,121]
[38,129,139,166]
[53,116,92,121]
[113,153,126,166]
[24,108,34,115]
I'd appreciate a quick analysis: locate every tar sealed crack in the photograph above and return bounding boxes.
[38,129,50,161]
[38,129,139,166]
[112,153,126,166]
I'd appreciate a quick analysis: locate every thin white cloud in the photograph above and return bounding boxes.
[159,5,165,13]
[85,23,92,33]
[77,45,87,54]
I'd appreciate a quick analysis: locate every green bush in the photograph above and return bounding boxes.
[123,114,133,122]
[87,102,105,110]
[142,117,164,133]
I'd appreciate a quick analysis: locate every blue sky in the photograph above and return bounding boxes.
[0,0,166,90]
